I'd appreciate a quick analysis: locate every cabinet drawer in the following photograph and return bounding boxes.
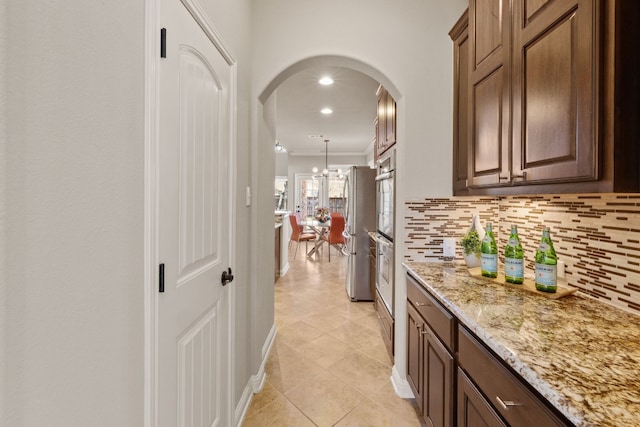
[458,327,568,427]
[375,290,394,355]
[406,273,456,352]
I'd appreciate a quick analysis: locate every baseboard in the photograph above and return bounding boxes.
[391,365,415,399]
[234,383,254,427]
[234,324,277,426]
[278,261,289,277]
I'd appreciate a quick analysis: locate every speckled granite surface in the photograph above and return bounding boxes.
[403,261,640,427]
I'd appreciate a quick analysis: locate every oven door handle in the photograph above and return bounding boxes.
[375,171,394,181]
[375,236,393,248]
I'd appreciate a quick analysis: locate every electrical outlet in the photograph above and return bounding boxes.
[443,237,456,258]
[557,260,566,278]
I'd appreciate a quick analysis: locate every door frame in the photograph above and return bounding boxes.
[144,0,238,425]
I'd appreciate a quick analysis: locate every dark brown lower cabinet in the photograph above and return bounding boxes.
[375,290,394,356]
[369,236,377,301]
[406,272,573,427]
[424,327,455,427]
[457,368,506,427]
[407,303,423,409]
[407,295,454,427]
[275,225,281,281]
[458,327,568,427]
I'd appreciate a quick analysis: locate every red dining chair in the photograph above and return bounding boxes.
[289,215,316,259]
[322,215,346,262]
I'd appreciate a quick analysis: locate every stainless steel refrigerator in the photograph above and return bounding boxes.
[344,166,377,301]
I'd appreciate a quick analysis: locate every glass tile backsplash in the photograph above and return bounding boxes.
[404,194,640,314]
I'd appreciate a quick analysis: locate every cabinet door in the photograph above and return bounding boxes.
[407,303,424,411]
[385,89,396,147]
[376,91,386,157]
[457,369,507,427]
[450,10,470,194]
[511,0,599,185]
[468,0,511,188]
[424,326,455,427]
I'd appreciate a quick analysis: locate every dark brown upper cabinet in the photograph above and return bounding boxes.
[450,10,470,194]
[452,0,640,195]
[376,85,396,160]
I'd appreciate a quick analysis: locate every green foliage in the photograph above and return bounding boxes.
[460,230,481,256]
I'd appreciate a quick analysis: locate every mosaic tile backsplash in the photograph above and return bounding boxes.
[404,194,640,314]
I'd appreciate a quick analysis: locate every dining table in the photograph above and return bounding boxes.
[300,219,331,258]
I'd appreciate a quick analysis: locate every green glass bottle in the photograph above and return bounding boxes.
[504,225,524,284]
[481,222,498,278]
[535,227,557,292]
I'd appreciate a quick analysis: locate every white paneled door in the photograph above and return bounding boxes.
[157,0,234,425]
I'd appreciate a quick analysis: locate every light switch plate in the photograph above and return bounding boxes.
[443,237,456,257]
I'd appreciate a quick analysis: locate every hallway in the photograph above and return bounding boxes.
[243,246,424,426]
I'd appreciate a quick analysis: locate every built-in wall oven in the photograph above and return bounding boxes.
[375,150,395,316]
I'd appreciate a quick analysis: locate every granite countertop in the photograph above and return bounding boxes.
[403,261,640,427]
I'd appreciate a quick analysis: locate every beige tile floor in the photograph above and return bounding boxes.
[242,243,424,426]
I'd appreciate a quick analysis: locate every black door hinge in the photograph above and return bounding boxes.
[159,263,165,292]
[160,28,167,58]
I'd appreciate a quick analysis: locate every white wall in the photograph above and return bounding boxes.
[251,0,468,394]
[4,1,145,425]
[0,0,7,419]
[3,0,255,424]
[275,152,288,177]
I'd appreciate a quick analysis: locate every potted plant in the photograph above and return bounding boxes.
[460,230,481,268]
[460,214,485,268]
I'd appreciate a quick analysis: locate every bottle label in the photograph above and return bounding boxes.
[538,242,550,251]
[508,237,519,246]
[535,263,557,286]
[481,253,497,273]
[505,258,524,278]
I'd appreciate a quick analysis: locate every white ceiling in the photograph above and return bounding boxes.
[274,66,380,156]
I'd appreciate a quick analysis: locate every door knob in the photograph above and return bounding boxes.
[221,268,234,286]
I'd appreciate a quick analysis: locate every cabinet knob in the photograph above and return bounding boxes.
[496,396,522,411]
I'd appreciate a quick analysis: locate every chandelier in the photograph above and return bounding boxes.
[312,139,343,178]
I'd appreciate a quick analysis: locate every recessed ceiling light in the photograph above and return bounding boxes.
[321,108,333,115]
[319,76,334,86]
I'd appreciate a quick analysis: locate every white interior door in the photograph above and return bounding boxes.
[157,0,234,425]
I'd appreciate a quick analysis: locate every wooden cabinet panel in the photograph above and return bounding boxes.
[454,1,640,195]
[451,11,470,193]
[512,0,598,185]
[468,0,511,189]
[375,86,396,160]
[424,328,455,427]
[376,94,386,157]
[457,368,507,427]
[369,236,376,301]
[471,68,508,186]
[406,273,456,427]
[458,327,567,427]
[526,0,553,21]
[474,0,504,68]
[406,273,456,352]
[385,89,396,147]
[375,290,394,356]
[407,303,423,411]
